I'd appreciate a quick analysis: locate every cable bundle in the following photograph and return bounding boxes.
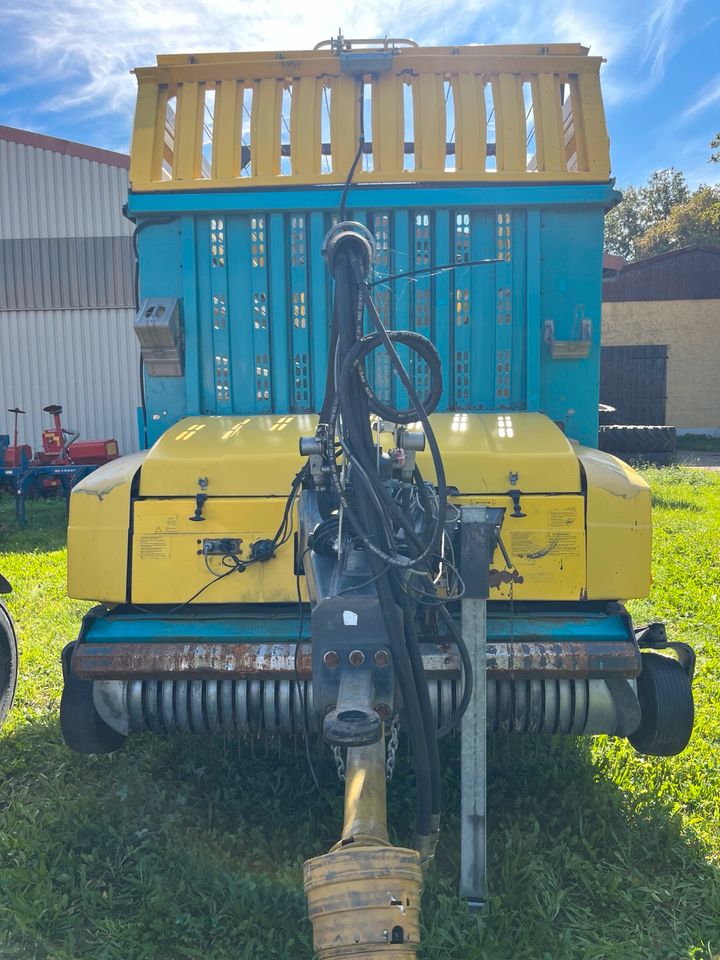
[319,222,473,856]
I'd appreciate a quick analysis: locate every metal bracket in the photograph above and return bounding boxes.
[544,317,592,359]
[635,622,696,683]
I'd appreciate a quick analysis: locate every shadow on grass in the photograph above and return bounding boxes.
[0,495,68,553]
[0,721,720,960]
[652,493,702,511]
[0,718,718,960]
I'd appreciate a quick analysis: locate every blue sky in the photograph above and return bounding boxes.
[1,0,718,189]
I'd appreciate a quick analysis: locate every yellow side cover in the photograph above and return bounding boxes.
[68,413,650,605]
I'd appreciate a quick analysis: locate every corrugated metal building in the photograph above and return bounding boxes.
[0,126,139,454]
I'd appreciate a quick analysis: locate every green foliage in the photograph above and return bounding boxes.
[1,477,719,959]
[676,434,720,452]
[635,185,720,258]
[605,168,690,259]
[711,132,720,165]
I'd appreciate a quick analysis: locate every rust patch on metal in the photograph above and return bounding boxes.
[73,638,640,681]
[485,640,641,678]
[489,568,524,588]
[73,642,313,680]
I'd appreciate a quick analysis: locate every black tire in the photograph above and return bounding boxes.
[629,652,694,757]
[598,425,676,453]
[0,602,19,729]
[59,642,127,754]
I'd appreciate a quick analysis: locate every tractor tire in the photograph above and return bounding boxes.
[598,425,676,454]
[0,602,19,729]
[629,652,694,757]
[59,642,127,754]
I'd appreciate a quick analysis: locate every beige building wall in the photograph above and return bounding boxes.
[601,299,720,431]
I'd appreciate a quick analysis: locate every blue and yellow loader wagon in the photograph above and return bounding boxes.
[60,36,695,955]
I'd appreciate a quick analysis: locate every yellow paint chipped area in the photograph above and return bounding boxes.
[72,451,147,500]
[452,494,586,600]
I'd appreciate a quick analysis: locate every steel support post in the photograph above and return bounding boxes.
[459,505,494,908]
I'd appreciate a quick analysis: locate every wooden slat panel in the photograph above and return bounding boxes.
[138,54,604,86]
[373,74,404,174]
[330,76,360,174]
[174,82,205,180]
[251,79,282,178]
[130,82,166,184]
[291,78,321,176]
[577,69,610,176]
[130,46,611,189]
[533,74,563,173]
[454,73,486,173]
[494,74,525,173]
[155,43,592,67]
[566,76,588,172]
[414,74,445,173]
[212,80,241,180]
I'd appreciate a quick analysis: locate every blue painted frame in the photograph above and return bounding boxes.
[131,182,615,447]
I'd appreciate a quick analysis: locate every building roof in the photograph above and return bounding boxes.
[602,244,720,302]
[0,125,129,170]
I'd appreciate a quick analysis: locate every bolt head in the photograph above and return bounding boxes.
[348,649,365,667]
[376,703,392,721]
[373,648,390,667]
[323,650,340,668]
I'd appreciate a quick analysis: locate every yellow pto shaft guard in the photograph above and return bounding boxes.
[304,738,423,957]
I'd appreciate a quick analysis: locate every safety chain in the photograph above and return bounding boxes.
[386,715,400,780]
[332,745,346,782]
[332,716,400,783]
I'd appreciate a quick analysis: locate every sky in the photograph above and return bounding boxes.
[0,0,719,189]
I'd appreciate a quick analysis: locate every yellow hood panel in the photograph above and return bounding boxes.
[138,412,580,497]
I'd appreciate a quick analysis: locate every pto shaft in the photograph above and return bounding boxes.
[304,735,423,958]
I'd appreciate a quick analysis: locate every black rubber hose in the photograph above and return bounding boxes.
[352,331,443,423]
[395,582,441,819]
[351,252,448,557]
[327,246,433,843]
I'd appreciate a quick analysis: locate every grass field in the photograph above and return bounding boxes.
[0,466,718,960]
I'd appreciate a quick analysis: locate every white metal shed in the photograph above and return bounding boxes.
[0,126,140,455]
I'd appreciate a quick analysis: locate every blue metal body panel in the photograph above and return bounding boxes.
[128,184,619,215]
[79,604,631,647]
[130,183,615,447]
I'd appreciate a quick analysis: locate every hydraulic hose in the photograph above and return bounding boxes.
[324,244,434,846]
[320,231,460,852]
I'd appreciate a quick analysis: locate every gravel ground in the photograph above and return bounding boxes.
[677,449,720,470]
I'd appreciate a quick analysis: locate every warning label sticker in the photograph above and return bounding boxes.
[139,535,171,560]
[548,506,577,528]
[511,531,580,560]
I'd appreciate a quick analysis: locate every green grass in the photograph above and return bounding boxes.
[0,472,719,960]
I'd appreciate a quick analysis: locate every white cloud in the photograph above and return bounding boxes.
[641,0,690,83]
[682,72,720,122]
[2,0,490,121]
[0,0,702,152]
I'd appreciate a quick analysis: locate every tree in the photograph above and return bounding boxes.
[604,167,689,259]
[711,132,720,164]
[634,186,720,258]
